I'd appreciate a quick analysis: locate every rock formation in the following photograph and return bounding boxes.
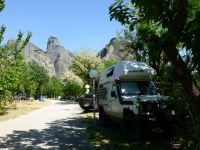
[8,36,134,77]
[47,36,72,76]
[11,36,73,77]
[98,38,124,60]
[24,42,56,76]
[98,37,134,60]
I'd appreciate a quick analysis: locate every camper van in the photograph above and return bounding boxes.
[96,61,178,139]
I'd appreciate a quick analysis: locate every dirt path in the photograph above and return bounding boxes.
[0,100,91,150]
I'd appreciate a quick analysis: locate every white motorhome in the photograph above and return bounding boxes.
[97,61,177,139]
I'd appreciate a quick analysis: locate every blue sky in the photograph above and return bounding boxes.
[0,0,122,52]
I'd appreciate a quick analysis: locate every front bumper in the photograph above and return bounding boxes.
[135,111,179,127]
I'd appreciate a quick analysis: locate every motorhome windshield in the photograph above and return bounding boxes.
[119,81,157,96]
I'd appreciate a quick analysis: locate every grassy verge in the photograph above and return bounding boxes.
[0,100,51,122]
[82,112,187,150]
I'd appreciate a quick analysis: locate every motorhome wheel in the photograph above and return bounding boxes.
[121,113,142,140]
[99,107,108,126]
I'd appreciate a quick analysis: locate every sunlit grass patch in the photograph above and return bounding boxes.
[0,100,51,122]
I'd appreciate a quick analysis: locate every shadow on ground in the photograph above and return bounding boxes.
[86,117,185,150]
[0,116,91,150]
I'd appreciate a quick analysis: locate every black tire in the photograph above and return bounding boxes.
[121,112,142,140]
[99,107,108,126]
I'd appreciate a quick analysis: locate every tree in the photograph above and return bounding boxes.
[44,76,63,98]
[61,70,84,98]
[0,0,4,18]
[20,63,37,97]
[0,29,32,93]
[109,0,200,109]
[0,0,32,113]
[28,60,49,98]
[118,26,169,76]
[61,70,84,86]
[70,48,104,84]
[103,58,119,69]
[63,82,84,99]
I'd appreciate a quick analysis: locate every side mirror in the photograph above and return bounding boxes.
[111,91,116,98]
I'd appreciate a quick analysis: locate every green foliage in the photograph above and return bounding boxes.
[0,25,32,113]
[109,0,200,146]
[0,25,6,44]
[118,26,169,74]
[61,70,84,98]
[15,30,32,53]
[103,58,119,69]
[21,63,37,96]
[0,31,33,95]
[0,1,35,113]
[109,0,200,76]
[183,9,200,73]
[0,0,5,13]
[61,70,83,86]
[70,48,104,84]
[0,90,11,114]
[63,81,84,98]
[0,36,32,93]
[109,0,200,96]
[155,65,178,83]
[28,60,49,97]
[44,76,63,98]
[0,44,16,93]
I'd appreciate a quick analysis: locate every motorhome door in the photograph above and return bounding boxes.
[109,84,120,118]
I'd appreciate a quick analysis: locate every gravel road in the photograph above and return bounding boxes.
[0,100,91,150]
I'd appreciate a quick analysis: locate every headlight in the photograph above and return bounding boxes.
[171,110,175,115]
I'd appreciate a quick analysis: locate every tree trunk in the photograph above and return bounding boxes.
[163,44,200,108]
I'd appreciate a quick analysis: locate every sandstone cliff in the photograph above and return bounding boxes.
[47,36,72,76]
[9,36,133,77]
[98,37,134,60]
[10,36,73,77]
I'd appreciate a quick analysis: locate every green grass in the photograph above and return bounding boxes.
[82,112,187,150]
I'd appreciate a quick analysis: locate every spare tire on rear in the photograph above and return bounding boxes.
[78,94,93,112]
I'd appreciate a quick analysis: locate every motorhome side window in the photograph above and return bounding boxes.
[111,84,117,98]
[106,67,114,77]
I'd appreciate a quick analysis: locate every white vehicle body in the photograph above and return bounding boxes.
[97,61,175,123]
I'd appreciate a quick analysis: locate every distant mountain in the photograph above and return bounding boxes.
[9,36,73,77]
[46,36,72,76]
[8,36,135,77]
[98,37,134,60]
